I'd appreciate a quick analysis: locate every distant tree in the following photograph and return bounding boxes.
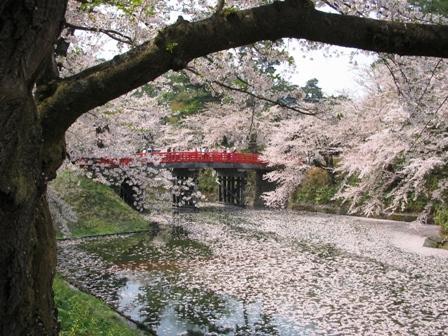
[159,72,218,123]
[410,0,448,15]
[302,78,324,102]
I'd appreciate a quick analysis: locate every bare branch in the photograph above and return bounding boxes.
[248,98,256,139]
[389,57,411,90]
[320,0,343,14]
[418,59,443,103]
[65,22,134,45]
[408,94,448,151]
[185,67,316,116]
[380,56,404,97]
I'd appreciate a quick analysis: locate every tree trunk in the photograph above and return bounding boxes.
[0,85,62,336]
[0,1,67,334]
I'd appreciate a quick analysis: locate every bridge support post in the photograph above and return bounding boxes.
[171,169,199,209]
[254,170,277,207]
[216,170,247,207]
[120,177,144,211]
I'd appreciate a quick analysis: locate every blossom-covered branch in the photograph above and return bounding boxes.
[38,0,448,144]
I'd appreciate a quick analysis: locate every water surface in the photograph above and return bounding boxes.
[58,208,448,335]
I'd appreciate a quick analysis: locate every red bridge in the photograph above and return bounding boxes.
[76,151,272,208]
[77,151,267,170]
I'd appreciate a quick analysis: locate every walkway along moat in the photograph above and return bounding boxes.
[57,207,448,336]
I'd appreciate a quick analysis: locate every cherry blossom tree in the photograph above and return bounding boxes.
[262,56,448,217]
[262,95,347,207]
[337,56,448,217]
[2,0,448,334]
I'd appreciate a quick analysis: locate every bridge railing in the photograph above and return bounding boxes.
[140,151,266,165]
[76,151,266,168]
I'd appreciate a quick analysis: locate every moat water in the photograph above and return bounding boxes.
[57,207,448,335]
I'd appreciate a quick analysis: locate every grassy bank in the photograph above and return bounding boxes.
[290,167,339,208]
[288,167,420,222]
[54,275,145,336]
[50,170,149,237]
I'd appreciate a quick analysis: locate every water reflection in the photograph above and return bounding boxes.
[58,226,298,335]
[117,276,146,323]
[113,269,291,335]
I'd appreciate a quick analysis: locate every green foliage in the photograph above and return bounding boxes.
[131,84,159,98]
[79,231,212,264]
[401,194,428,213]
[294,184,337,205]
[50,171,148,237]
[232,77,249,90]
[80,0,155,17]
[198,170,218,201]
[222,6,238,16]
[409,0,448,15]
[272,76,298,93]
[435,206,448,235]
[165,41,178,53]
[292,167,337,205]
[54,275,143,336]
[160,72,218,123]
[302,78,324,102]
[399,168,448,212]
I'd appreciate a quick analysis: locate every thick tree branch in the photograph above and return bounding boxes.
[38,0,448,143]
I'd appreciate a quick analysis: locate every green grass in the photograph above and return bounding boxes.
[79,231,212,264]
[291,167,338,206]
[435,206,448,236]
[198,169,218,201]
[51,171,148,237]
[54,275,145,336]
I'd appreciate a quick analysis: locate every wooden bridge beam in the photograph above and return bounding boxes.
[215,169,247,207]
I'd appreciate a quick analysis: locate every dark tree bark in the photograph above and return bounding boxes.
[1,0,448,334]
[0,1,66,335]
